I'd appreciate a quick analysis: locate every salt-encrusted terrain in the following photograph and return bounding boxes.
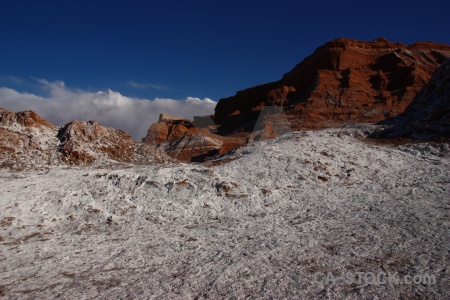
[1,126,449,299]
[0,107,171,170]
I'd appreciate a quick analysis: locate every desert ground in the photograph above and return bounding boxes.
[1,126,449,299]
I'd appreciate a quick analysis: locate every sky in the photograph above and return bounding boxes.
[1,0,450,140]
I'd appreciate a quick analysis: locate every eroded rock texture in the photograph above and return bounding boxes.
[0,108,170,168]
[144,38,450,161]
[372,58,450,139]
[57,120,136,164]
[0,108,59,168]
[215,38,450,134]
[142,114,245,161]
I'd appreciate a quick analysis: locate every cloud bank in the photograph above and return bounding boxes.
[0,80,216,140]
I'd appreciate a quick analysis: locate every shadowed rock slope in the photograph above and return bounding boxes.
[214,38,450,134]
[371,58,450,139]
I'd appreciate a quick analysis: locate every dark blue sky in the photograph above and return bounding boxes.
[1,0,450,101]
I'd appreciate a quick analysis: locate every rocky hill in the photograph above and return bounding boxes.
[0,108,170,169]
[0,108,60,169]
[214,38,450,133]
[143,38,450,161]
[57,120,136,164]
[3,38,450,164]
[371,58,450,139]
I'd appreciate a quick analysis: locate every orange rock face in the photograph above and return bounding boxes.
[214,38,450,134]
[144,38,450,161]
[372,58,450,139]
[142,114,197,144]
[142,114,246,161]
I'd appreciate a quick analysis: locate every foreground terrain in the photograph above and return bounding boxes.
[1,126,449,299]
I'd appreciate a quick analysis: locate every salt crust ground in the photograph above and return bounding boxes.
[0,126,449,299]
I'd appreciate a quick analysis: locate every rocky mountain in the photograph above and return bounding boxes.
[214,38,450,133]
[0,108,170,169]
[3,38,450,164]
[2,39,450,299]
[371,58,450,139]
[144,38,450,161]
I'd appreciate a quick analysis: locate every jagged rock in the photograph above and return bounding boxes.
[193,115,218,133]
[372,58,450,139]
[144,38,450,161]
[0,108,170,168]
[246,106,293,142]
[142,113,241,161]
[0,108,59,169]
[145,122,245,162]
[0,108,56,129]
[142,114,195,144]
[214,38,450,134]
[57,120,136,164]
[158,133,223,162]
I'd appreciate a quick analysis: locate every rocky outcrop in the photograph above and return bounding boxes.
[0,108,59,169]
[144,38,450,161]
[371,58,450,139]
[142,114,197,144]
[214,38,450,134]
[158,133,223,162]
[0,108,170,168]
[142,114,245,161]
[57,120,136,164]
[0,108,57,129]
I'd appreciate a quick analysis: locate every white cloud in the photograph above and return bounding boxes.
[127,81,168,90]
[0,80,216,140]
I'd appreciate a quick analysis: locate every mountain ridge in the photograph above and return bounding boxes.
[0,107,170,169]
[2,38,450,165]
[143,37,450,161]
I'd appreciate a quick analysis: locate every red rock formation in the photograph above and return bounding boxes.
[159,132,223,161]
[214,38,450,134]
[142,114,197,144]
[372,58,450,139]
[140,38,450,161]
[142,114,245,161]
